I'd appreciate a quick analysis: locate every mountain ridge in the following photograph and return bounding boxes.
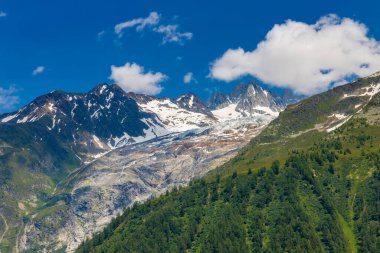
[76,72,380,253]
[2,74,379,252]
[0,81,292,151]
[0,80,299,252]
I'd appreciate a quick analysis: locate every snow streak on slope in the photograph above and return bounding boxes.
[343,83,380,100]
[321,82,380,133]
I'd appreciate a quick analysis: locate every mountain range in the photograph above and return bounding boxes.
[0,81,299,252]
[2,72,380,252]
[77,72,380,253]
[3,72,380,252]
[3,71,380,252]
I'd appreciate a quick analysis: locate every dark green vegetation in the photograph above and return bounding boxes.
[77,77,380,253]
[76,121,380,253]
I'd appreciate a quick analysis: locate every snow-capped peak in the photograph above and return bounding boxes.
[175,92,214,117]
[208,81,285,122]
[0,81,301,159]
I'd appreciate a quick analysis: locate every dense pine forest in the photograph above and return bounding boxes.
[77,94,380,253]
[77,122,380,252]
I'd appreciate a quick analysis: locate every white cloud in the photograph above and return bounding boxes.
[0,11,7,18]
[209,14,380,95]
[32,66,45,75]
[183,72,194,83]
[113,12,192,45]
[154,25,193,44]
[97,30,105,40]
[109,62,167,95]
[0,86,19,112]
[115,12,160,37]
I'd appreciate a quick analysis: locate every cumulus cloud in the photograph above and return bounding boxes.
[0,11,7,18]
[0,86,19,112]
[109,62,167,95]
[183,72,194,83]
[209,14,380,94]
[32,66,45,75]
[154,25,193,44]
[115,12,160,37]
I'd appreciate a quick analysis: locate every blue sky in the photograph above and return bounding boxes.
[1,0,380,112]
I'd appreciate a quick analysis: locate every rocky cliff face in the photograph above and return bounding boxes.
[208,82,285,122]
[175,92,215,117]
[208,82,280,110]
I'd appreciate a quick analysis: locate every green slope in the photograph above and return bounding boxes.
[76,77,380,253]
[213,75,379,177]
[77,124,379,252]
[0,122,81,252]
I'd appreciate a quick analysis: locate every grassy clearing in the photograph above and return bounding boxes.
[337,212,357,253]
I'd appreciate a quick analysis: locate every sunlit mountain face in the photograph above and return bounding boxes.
[1,1,380,252]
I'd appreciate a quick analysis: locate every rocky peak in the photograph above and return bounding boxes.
[0,84,162,152]
[90,84,127,97]
[126,92,155,104]
[175,92,214,117]
[90,83,109,94]
[230,82,256,97]
[207,91,230,110]
[207,81,284,118]
[235,82,282,112]
[176,92,197,107]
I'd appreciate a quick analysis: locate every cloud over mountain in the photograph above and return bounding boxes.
[109,62,167,95]
[210,14,380,94]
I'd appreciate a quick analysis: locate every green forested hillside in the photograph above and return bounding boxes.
[76,84,380,252]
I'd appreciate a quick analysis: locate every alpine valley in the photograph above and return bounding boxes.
[3,1,380,252]
[0,81,300,252]
[77,72,380,253]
